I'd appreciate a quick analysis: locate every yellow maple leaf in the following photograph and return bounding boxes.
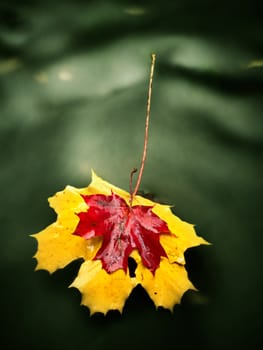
[32,171,208,315]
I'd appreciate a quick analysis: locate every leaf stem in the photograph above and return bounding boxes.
[130,53,156,206]
[129,167,138,201]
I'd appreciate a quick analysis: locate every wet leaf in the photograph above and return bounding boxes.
[73,192,170,274]
[32,171,208,314]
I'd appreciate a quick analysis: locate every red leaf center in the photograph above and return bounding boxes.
[73,193,170,274]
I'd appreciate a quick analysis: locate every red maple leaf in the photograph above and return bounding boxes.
[73,192,171,274]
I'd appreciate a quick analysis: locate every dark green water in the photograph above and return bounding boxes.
[1,0,262,349]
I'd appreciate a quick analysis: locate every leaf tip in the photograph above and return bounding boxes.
[91,168,98,181]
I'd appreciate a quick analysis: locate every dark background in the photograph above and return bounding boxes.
[0,0,262,349]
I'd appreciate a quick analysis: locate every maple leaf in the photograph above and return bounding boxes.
[73,192,170,274]
[32,171,208,314]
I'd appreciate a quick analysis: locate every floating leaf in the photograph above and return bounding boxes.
[32,171,208,314]
[73,192,170,274]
